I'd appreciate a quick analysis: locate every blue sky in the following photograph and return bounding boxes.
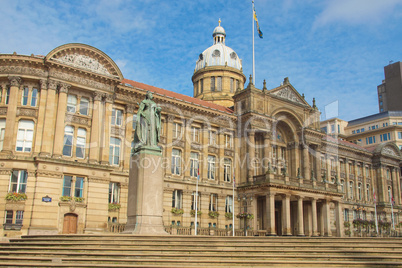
[1,0,401,121]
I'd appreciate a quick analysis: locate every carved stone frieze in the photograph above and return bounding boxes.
[111,126,125,137]
[0,66,47,78]
[0,169,12,175]
[49,70,114,92]
[191,143,202,151]
[172,139,185,148]
[88,177,109,183]
[208,146,218,155]
[224,149,234,157]
[167,115,175,123]
[271,86,305,105]
[36,171,62,178]
[0,107,8,115]
[53,53,112,77]
[383,147,398,157]
[65,114,91,126]
[115,92,140,105]
[105,93,115,103]
[17,107,38,118]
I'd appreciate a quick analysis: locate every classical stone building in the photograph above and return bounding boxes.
[0,23,401,238]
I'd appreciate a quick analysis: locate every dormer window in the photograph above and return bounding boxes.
[230,52,237,60]
[212,50,220,57]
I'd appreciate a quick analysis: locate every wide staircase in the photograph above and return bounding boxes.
[0,235,402,267]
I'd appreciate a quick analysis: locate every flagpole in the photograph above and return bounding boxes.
[252,0,255,85]
[374,189,379,234]
[195,168,199,236]
[232,171,235,236]
[390,192,395,230]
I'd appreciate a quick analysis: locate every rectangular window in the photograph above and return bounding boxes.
[331,124,335,133]
[209,130,217,146]
[109,182,120,204]
[62,175,73,197]
[76,128,86,158]
[22,87,29,106]
[173,123,182,139]
[352,130,355,134]
[209,193,218,211]
[9,170,28,193]
[190,152,199,178]
[366,184,370,201]
[63,126,74,156]
[349,181,354,199]
[223,158,231,182]
[361,128,365,132]
[207,155,216,180]
[171,149,181,175]
[67,95,77,113]
[191,127,200,143]
[111,108,123,126]
[109,137,121,165]
[5,211,13,224]
[217,76,222,91]
[340,180,345,193]
[31,88,38,107]
[132,114,137,130]
[191,191,201,210]
[172,190,183,209]
[16,120,34,152]
[5,86,10,105]
[225,196,233,213]
[75,177,84,198]
[15,211,24,225]
[344,209,349,222]
[230,78,234,93]
[0,119,5,151]
[224,133,232,148]
[79,97,89,115]
[399,132,402,139]
[211,77,215,91]
[356,129,360,133]
[200,79,203,93]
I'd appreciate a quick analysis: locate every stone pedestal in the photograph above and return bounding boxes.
[123,146,168,235]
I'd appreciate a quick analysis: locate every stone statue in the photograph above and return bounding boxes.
[133,91,161,152]
[297,167,302,179]
[311,169,316,181]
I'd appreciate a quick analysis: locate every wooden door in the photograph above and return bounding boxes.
[63,213,77,234]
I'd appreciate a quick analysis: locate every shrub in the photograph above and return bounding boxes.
[171,208,184,215]
[5,192,27,201]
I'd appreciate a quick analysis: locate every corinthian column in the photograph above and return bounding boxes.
[2,76,21,154]
[53,83,70,158]
[89,92,103,164]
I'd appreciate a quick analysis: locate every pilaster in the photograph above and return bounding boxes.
[89,92,103,164]
[52,82,70,158]
[100,94,114,165]
[40,79,58,157]
[2,76,21,154]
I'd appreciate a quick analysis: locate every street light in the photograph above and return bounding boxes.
[237,193,253,236]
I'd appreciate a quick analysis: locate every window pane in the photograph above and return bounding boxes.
[79,98,89,115]
[62,176,72,196]
[75,177,84,198]
[31,88,38,107]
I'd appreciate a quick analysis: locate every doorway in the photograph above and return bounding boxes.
[63,213,78,234]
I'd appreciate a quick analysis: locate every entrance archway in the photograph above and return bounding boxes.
[63,213,78,234]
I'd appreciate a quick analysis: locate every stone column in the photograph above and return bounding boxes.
[392,167,400,205]
[89,92,103,164]
[297,196,304,236]
[311,198,318,236]
[247,131,255,181]
[302,144,310,180]
[40,80,58,157]
[266,193,276,235]
[315,148,321,181]
[263,132,271,173]
[323,199,331,236]
[2,76,21,154]
[335,201,344,237]
[100,94,114,165]
[251,196,258,230]
[33,80,47,155]
[123,104,135,170]
[164,115,174,177]
[282,194,291,235]
[52,83,70,158]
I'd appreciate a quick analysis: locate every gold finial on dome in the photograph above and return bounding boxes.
[219,18,221,26]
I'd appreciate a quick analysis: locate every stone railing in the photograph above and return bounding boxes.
[108,223,126,233]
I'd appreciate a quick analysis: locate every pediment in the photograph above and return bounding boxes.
[45,43,123,80]
[269,85,309,106]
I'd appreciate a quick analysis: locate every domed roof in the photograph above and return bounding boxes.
[195,20,242,72]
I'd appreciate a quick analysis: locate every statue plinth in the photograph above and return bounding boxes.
[123,146,168,235]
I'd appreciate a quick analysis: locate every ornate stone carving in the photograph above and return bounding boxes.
[49,70,114,92]
[48,79,58,90]
[191,143,201,151]
[39,79,47,90]
[111,127,125,137]
[208,146,218,154]
[126,104,135,114]
[167,115,175,122]
[53,53,112,77]
[93,91,104,101]
[271,86,304,105]
[8,76,21,87]
[59,82,71,94]
[383,147,398,157]
[224,149,234,157]
[65,114,91,126]
[0,107,8,115]
[105,93,115,103]
[17,107,38,118]
[0,66,47,77]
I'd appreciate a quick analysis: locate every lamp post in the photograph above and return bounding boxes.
[237,193,253,236]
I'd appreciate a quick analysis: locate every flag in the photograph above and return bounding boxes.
[233,171,236,187]
[373,189,376,203]
[197,167,200,180]
[391,195,395,205]
[253,5,263,38]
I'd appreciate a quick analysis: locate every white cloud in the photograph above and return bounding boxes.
[313,0,402,29]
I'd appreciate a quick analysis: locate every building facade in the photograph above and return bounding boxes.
[378,61,402,112]
[0,24,401,238]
